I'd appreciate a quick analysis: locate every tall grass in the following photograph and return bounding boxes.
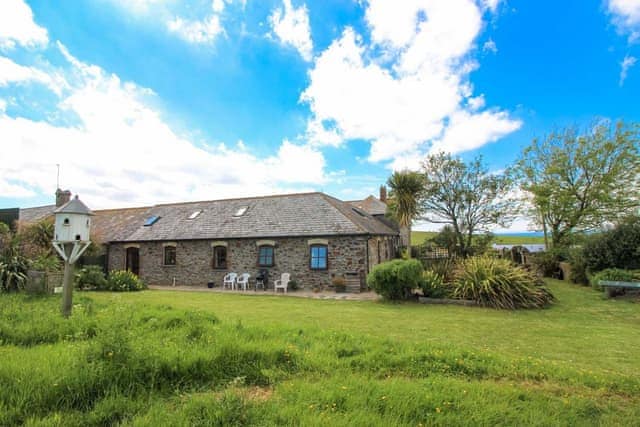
[1,290,639,425]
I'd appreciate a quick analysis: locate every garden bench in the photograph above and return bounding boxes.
[599,280,640,298]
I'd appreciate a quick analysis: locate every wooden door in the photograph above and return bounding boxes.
[125,247,140,276]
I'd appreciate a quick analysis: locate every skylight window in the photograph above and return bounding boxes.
[188,210,202,220]
[143,216,160,226]
[233,206,248,217]
[352,207,367,217]
[233,206,249,218]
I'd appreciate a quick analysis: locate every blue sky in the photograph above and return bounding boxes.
[0,0,639,231]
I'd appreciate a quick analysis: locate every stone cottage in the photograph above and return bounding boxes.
[15,191,400,290]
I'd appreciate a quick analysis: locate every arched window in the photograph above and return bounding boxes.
[163,245,176,266]
[258,245,274,267]
[310,244,328,270]
[212,245,227,269]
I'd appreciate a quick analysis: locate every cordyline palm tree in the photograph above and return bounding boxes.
[386,170,424,258]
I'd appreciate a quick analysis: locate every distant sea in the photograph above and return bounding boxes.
[494,232,544,237]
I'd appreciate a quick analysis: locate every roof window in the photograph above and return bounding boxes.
[233,206,248,217]
[143,216,160,226]
[352,207,367,217]
[188,210,202,220]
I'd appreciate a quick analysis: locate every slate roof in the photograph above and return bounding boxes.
[115,192,397,242]
[19,205,56,224]
[348,195,387,216]
[91,207,152,243]
[17,192,398,243]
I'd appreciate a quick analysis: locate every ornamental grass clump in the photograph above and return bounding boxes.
[452,256,554,309]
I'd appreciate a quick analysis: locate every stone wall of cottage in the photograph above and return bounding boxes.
[108,235,389,289]
[367,235,397,271]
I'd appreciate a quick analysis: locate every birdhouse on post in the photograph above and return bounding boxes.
[53,195,93,263]
[52,195,93,318]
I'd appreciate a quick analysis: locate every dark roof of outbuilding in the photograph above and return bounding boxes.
[115,192,397,242]
[18,205,56,223]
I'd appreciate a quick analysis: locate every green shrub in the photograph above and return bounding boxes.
[106,270,146,292]
[591,268,637,288]
[452,256,554,309]
[582,216,640,272]
[420,270,450,298]
[366,259,423,300]
[75,265,107,290]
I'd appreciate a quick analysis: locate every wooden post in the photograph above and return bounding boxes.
[61,244,74,318]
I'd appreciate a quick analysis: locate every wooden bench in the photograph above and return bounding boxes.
[599,280,640,298]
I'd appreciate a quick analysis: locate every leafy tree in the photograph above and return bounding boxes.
[514,121,640,247]
[386,170,424,258]
[420,152,515,257]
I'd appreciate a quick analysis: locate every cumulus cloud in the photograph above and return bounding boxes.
[0,48,327,207]
[0,0,48,50]
[301,0,521,167]
[608,0,640,41]
[167,15,224,44]
[269,0,314,61]
[620,54,637,85]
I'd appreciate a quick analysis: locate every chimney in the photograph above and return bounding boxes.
[55,188,72,207]
[379,185,387,203]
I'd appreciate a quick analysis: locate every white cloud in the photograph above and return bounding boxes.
[0,0,48,50]
[301,0,521,166]
[467,94,486,110]
[430,109,522,153]
[212,0,226,13]
[481,0,502,13]
[0,43,328,208]
[620,54,637,85]
[483,38,498,54]
[168,15,224,44]
[0,56,66,95]
[269,0,313,61]
[608,0,640,41]
[108,0,240,45]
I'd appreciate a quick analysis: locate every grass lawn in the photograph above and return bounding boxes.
[412,231,545,246]
[1,280,639,425]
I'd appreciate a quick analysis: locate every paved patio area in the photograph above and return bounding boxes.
[147,285,381,301]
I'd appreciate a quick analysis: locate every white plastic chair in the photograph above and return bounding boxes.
[274,273,290,293]
[236,273,250,291]
[223,272,237,290]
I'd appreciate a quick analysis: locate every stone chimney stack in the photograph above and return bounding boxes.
[55,188,72,207]
[379,185,387,203]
